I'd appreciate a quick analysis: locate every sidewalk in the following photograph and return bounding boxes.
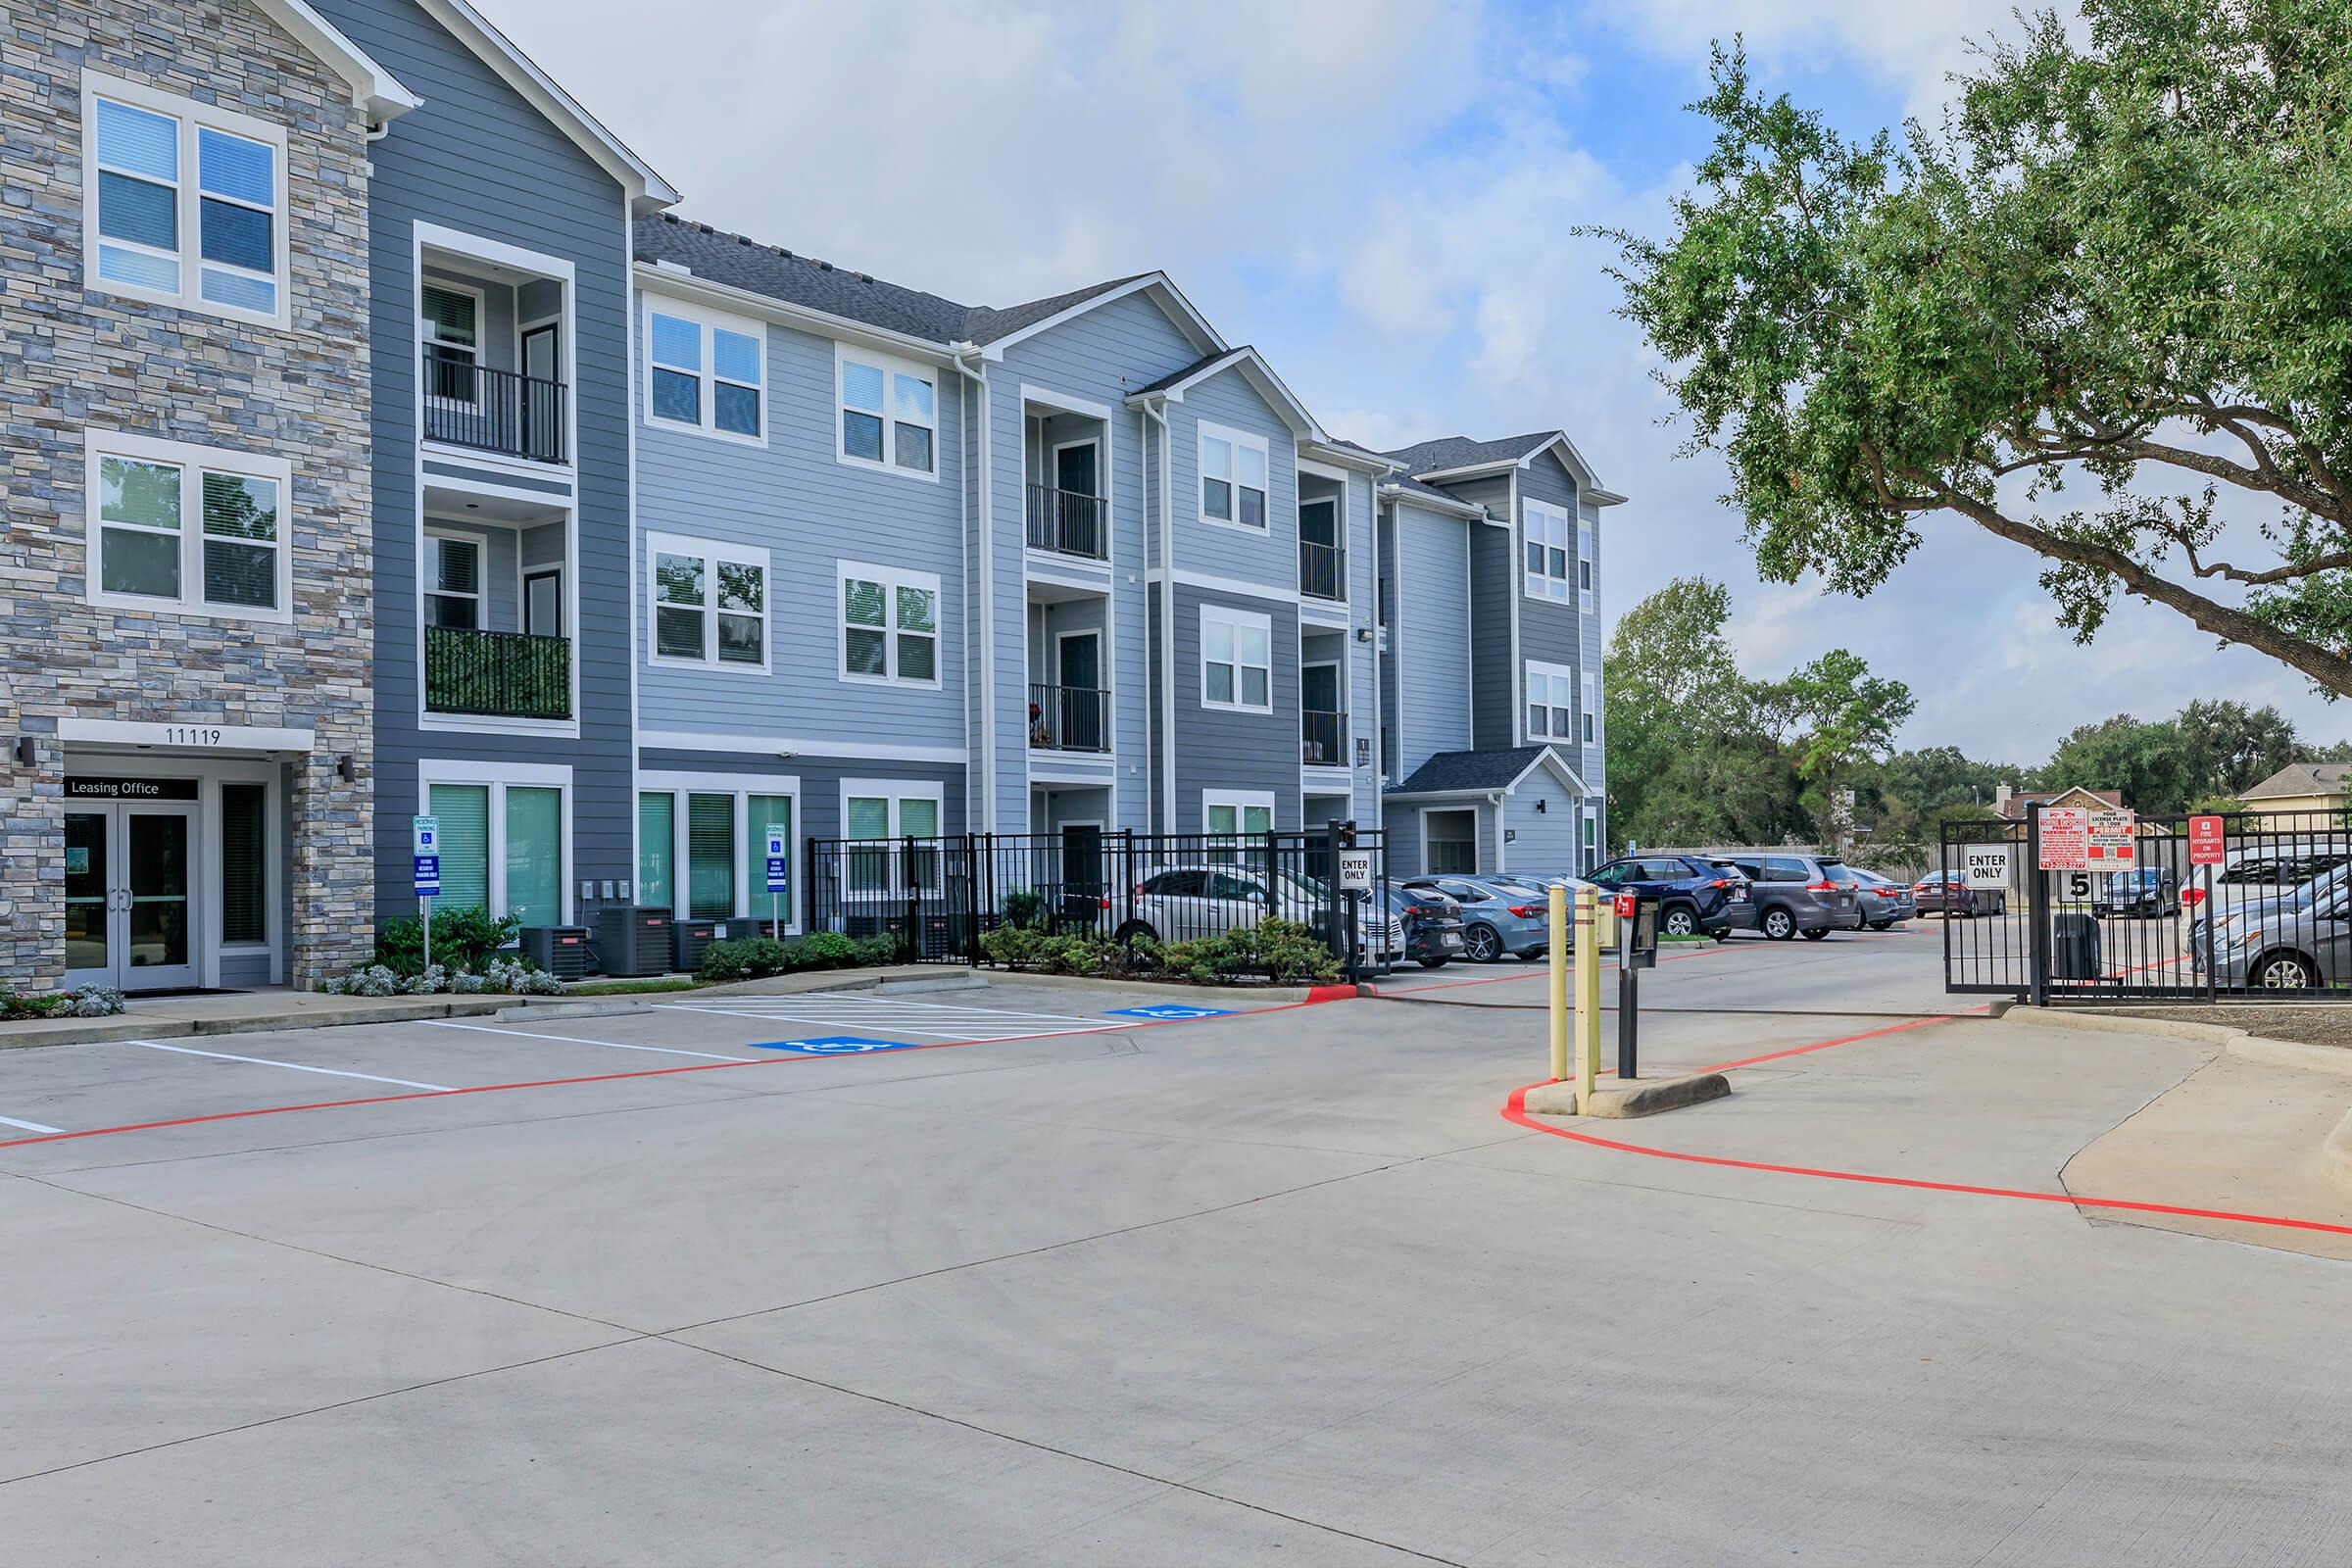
[0,965,972,1052]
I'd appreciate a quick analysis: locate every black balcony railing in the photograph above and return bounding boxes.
[1299,539,1345,602]
[1026,485,1108,560]
[1302,709,1347,767]
[425,625,571,719]
[421,347,566,463]
[1028,682,1111,753]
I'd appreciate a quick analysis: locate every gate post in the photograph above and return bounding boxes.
[901,834,919,963]
[2026,802,2049,1007]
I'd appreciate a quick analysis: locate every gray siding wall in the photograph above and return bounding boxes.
[1502,771,1581,874]
[1517,453,1583,677]
[1338,466,1380,815]
[1580,497,1605,826]
[633,297,967,752]
[636,751,966,842]
[318,0,637,925]
[1392,502,1473,780]
[1442,472,1516,752]
[1169,584,1298,830]
[1376,501,1398,780]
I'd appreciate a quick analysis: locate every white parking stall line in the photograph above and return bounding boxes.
[651,1001,1132,1042]
[129,1040,455,1093]
[0,1113,64,1135]
[422,1020,755,1062]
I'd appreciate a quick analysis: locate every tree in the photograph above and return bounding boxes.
[1594,2,2352,697]
[2037,713,2195,813]
[2173,699,2303,800]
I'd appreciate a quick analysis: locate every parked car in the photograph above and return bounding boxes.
[2191,881,2352,989]
[2091,866,2179,919]
[1378,884,1465,968]
[1585,855,1750,938]
[1725,853,1855,940]
[1849,868,1915,929]
[1912,870,2007,917]
[1121,864,1401,960]
[2180,843,2352,954]
[1399,875,1552,962]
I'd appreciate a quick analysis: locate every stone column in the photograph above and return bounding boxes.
[0,727,65,994]
[285,723,373,990]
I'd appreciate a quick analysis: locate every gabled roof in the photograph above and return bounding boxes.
[1993,785,2125,819]
[1388,746,1587,798]
[1124,346,1324,439]
[1384,428,1625,505]
[251,0,419,122]
[2241,761,2352,801]
[412,0,676,212]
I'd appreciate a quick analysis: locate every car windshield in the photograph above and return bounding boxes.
[1276,868,1330,901]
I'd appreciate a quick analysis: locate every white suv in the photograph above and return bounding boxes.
[1118,863,1400,959]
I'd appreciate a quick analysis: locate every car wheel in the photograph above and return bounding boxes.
[1762,906,1795,941]
[1801,927,1830,941]
[1417,956,1449,969]
[2255,951,2317,989]
[1463,923,1503,962]
[1868,920,1891,932]
[1660,904,1697,938]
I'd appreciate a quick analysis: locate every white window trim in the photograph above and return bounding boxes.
[1201,789,1276,837]
[1583,672,1598,746]
[81,72,290,329]
[1198,420,1272,534]
[839,778,947,899]
[837,559,944,689]
[417,759,574,927]
[423,527,484,628]
[420,277,486,413]
[1578,517,1595,613]
[1525,660,1576,745]
[643,295,767,447]
[835,342,939,482]
[1419,806,1482,878]
[639,770,804,933]
[83,428,295,624]
[1199,604,1274,714]
[647,530,771,674]
[1523,499,1573,604]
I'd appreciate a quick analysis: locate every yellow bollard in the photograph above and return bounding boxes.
[1547,883,1569,1081]
[1575,886,1602,1107]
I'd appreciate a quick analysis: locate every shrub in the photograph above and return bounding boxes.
[1160,919,1340,986]
[978,926,1163,979]
[322,956,561,998]
[0,985,126,1021]
[1001,889,1046,930]
[697,931,901,982]
[373,906,522,977]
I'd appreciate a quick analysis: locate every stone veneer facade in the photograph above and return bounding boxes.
[0,0,375,990]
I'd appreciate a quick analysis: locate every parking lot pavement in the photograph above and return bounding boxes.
[8,953,2352,1564]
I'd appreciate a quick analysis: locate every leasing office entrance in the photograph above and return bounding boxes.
[64,778,201,991]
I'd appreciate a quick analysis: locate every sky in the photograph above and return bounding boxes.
[490,0,2350,770]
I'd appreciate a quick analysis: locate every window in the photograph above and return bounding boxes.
[85,76,286,322]
[504,787,563,926]
[1525,662,1576,742]
[744,794,795,925]
[1203,793,1274,839]
[1524,500,1572,602]
[646,301,764,440]
[844,783,943,896]
[1425,809,1478,875]
[220,783,267,946]
[638,792,674,911]
[425,534,482,629]
[429,784,492,912]
[686,792,735,919]
[648,534,768,670]
[1200,423,1269,529]
[1578,517,1595,612]
[85,431,290,620]
[640,774,802,929]
[421,765,569,924]
[1583,673,1597,745]
[839,562,940,686]
[421,283,480,404]
[837,346,937,476]
[1200,605,1272,712]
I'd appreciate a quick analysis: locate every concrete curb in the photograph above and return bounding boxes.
[2326,1107,2352,1197]
[1521,1073,1732,1119]
[0,1016,199,1050]
[2000,1004,2352,1079]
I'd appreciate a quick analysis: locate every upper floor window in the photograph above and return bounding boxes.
[1583,672,1598,744]
[1525,500,1572,602]
[838,347,937,477]
[1200,604,1272,712]
[425,533,482,628]
[85,430,291,622]
[84,75,286,326]
[646,301,764,442]
[421,283,482,404]
[648,532,769,670]
[840,561,941,686]
[1578,517,1594,612]
[1200,423,1269,530]
[1527,661,1576,742]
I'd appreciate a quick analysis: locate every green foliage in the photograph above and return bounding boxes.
[697,932,898,982]
[0,986,127,1021]
[375,906,521,976]
[1160,919,1341,987]
[1000,889,1046,930]
[976,926,1151,977]
[1592,6,2352,696]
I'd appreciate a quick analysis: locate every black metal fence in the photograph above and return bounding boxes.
[422,347,565,463]
[803,826,1395,974]
[1027,682,1110,753]
[1024,485,1107,560]
[1938,806,2352,1002]
[1298,539,1345,601]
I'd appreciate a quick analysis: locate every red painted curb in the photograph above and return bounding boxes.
[1304,985,1358,1004]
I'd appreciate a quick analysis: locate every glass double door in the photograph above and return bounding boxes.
[65,804,198,992]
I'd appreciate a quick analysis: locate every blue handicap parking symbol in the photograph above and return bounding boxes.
[747,1036,923,1055]
[1103,1004,1235,1021]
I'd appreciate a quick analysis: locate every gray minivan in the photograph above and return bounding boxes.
[1727,853,1864,941]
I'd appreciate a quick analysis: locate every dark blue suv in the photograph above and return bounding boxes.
[1587,854,1750,939]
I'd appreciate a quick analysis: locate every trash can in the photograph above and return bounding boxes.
[2052,912,2101,981]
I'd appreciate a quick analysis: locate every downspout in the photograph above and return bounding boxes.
[1144,395,1177,833]
[951,345,991,832]
[1506,468,1521,749]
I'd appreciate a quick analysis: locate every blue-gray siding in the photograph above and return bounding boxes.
[1391,501,1473,780]
[1168,584,1298,830]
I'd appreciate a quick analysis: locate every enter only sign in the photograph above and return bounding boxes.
[1963,844,2011,889]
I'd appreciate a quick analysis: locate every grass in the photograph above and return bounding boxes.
[562,977,703,997]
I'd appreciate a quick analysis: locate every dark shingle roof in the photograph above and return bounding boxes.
[1382,432,1560,475]
[1131,348,1248,398]
[635,215,1146,346]
[1389,747,1557,795]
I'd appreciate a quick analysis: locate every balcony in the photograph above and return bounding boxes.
[1028,683,1110,753]
[422,347,566,464]
[1299,539,1345,602]
[1302,709,1348,767]
[1026,485,1108,561]
[425,625,571,719]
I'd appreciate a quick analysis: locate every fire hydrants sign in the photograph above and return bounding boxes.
[2038,807,2089,871]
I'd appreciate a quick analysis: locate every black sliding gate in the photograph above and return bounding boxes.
[804,826,1393,973]
[1938,806,2352,1003]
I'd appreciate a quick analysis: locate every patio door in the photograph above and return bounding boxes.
[64,802,200,992]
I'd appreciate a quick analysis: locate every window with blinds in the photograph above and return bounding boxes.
[428,784,490,912]
[687,793,735,919]
[744,795,793,916]
[638,792,675,910]
[220,783,266,944]
[504,787,562,926]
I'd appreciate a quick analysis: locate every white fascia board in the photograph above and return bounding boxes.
[1301,441,1398,474]
[632,265,955,366]
[413,0,678,211]
[984,273,1226,362]
[1377,483,1487,522]
[253,0,420,121]
[1504,747,1590,798]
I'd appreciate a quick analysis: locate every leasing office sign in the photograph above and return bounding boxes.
[65,777,198,801]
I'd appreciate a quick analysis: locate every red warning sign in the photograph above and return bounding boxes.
[2188,814,2226,866]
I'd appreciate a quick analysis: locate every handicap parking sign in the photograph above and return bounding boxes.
[1104,1004,1235,1021]
[747,1036,922,1055]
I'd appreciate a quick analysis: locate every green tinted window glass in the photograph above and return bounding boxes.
[687,793,735,920]
[427,784,489,914]
[745,795,793,918]
[638,792,674,910]
[503,786,562,925]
